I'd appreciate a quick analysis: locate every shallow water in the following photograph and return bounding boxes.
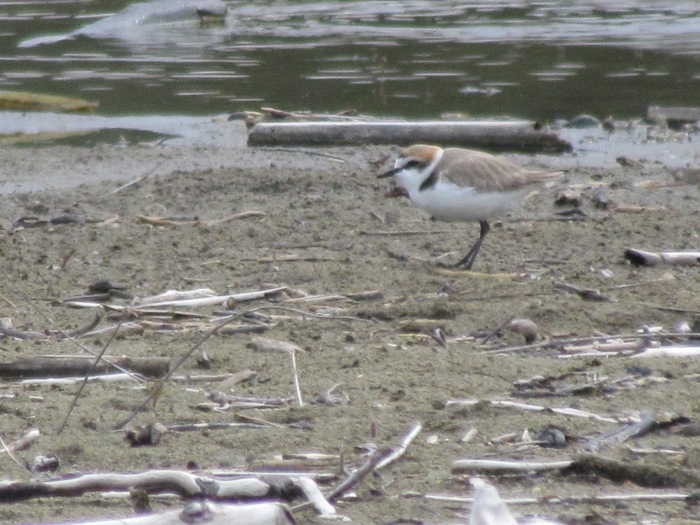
[1,0,699,120]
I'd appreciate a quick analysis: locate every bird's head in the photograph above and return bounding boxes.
[378,144,443,195]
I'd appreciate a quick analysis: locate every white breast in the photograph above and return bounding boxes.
[410,181,530,222]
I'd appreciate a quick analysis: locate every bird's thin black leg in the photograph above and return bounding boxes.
[455,220,490,269]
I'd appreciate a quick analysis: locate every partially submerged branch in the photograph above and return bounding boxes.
[247,120,572,152]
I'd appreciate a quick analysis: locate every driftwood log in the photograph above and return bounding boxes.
[0,356,169,379]
[624,248,700,267]
[247,121,573,152]
[0,471,280,502]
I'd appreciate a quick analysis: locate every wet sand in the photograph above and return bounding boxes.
[1,126,699,524]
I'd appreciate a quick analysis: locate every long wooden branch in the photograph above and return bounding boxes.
[584,411,656,452]
[0,471,276,502]
[247,120,572,152]
[625,248,700,267]
[0,356,169,379]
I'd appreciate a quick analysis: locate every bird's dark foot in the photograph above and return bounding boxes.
[434,259,474,270]
[453,255,476,270]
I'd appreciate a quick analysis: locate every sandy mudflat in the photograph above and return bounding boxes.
[1,124,699,524]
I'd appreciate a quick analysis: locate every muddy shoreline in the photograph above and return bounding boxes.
[0,130,699,524]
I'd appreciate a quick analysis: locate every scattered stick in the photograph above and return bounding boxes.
[136,211,265,227]
[0,471,278,502]
[553,281,610,301]
[625,248,700,267]
[425,490,692,505]
[292,476,335,516]
[259,106,362,122]
[360,229,453,236]
[584,411,656,452]
[200,393,292,412]
[19,373,141,386]
[165,421,269,432]
[108,163,162,195]
[446,398,619,423]
[0,356,169,379]
[376,420,422,470]
[59,316,139,433]
[112,312,243,430]
[127,286,289,308]
[0,314,101,341]
[0,289,17,307]
[252,337,306,406]
[483,331,697,355]
[325,448,394,501]
[452,458,574,474]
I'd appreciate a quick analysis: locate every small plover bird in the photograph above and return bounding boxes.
[378,144,562,269]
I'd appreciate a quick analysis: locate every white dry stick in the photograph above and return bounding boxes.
[293,476,336,516]
[0,470,273,500]
[453,459,573,474]
[62,287,292,311]
[290,349,303,407]
[19,373,140,386]
[132,286,290,308]
[252,337,305,406]
[79,322,145,338]
[446,399,618,423]
[624,248,700,267]
[376,420,422,470]
[427,491,691,506]
[133,288,218,306]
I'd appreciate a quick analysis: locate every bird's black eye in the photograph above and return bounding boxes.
[403,160,420,169]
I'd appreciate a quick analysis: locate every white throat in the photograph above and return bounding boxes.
[394,148,444,198]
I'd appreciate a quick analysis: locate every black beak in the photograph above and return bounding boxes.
[378,166,402,179]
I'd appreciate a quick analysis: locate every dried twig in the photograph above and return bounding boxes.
[59,316,126,432]
[325,448,394,502]
[584,411,656,452]
[108,163,162,195]
[452,458,573,474]
[136,211,265,226]
[292,477,335,516]
[484,331,697,355]
[553,281,610,301]
[376,420,422,470]
[112,312,243,430]
[446,398,619,423]
[0,471,278,501]
[425,491,692,505]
